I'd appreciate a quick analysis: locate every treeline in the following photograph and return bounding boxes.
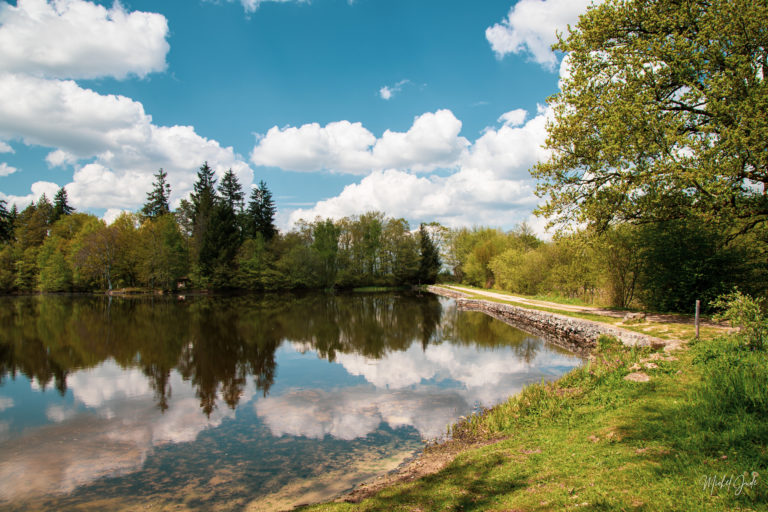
[0,163,441,293]
[446,222,768,313]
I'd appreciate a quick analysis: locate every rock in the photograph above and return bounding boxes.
[643,362,659,369]
[624,372,650,382]
[450,297,666,352]
[623,312,646,323]
[629,363,641,371]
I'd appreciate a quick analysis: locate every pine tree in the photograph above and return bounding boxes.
[418,223,441,284]
[218,169,244,213]
[191,162,218,276]
[51,187,75,223]
[142,169,171,219]
[247,180,277,241]
[218,169,246,245]
[0,199,11,243]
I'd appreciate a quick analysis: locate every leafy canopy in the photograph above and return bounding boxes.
[533,0,768,239]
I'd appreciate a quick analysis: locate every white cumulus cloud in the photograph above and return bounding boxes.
[462,105,551,179]
[0,181,60,209]
[497,108,527,127]
[486,0,600,69]
[0,365,245,501]
[0,141,13,153]
[0,1,250,213]
[287,106,552,232]
[251,109,469,175]
[258,337,580,441]
[0,74,253,211]
[0,0,169,80]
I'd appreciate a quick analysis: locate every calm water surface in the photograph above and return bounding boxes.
[0,292,581,511]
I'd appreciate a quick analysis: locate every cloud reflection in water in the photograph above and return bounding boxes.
[257,340,578,441]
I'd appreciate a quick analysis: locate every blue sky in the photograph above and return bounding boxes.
[0,0,596,231]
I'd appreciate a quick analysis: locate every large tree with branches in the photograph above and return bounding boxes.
[533,0,767,242]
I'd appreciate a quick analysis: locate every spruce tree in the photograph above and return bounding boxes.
[142,169,171,219]
[0,199,11,243]
[52,187,75,222]
[247,180,277,241]
[218,169,246,243]
[418,223,441,284]
[218,169,244,213]
[191,162,218,276]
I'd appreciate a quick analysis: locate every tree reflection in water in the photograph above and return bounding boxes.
[0,292,548,415]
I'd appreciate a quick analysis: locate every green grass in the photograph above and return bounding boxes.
[441,283,599,308]
[302,335,768,511]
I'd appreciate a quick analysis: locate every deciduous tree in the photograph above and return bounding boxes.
[534,0,768,239]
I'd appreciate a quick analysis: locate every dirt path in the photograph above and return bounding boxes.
[441,285,717,326]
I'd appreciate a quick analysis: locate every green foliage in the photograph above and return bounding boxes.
[141,169,171,219]
[14,246,39,290]
[51,186,75,223]
[38,248,72,292]
[15,196,53,249]
[138,214,188,290]
[534,0,768,240]
[218,168,245,213]
[489,246,546,295]
[235,235,274,289]
[382,218,419,285]
[417,223,441,284]
[246,180,277,241]
[711,290,767,351]
[311,219,340,288]
[188,162,242,285]
[0,199,14,243]
[0,245,14,292]
[636,221,747,313]
[457,228,510,287]
[595,224,641,308]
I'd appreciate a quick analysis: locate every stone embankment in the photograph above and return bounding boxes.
[427,286,665,354]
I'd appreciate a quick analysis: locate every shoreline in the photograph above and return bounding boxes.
[300,286,605,510]
[299,286,687,511]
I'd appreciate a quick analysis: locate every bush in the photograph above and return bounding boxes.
[711,290,767,350]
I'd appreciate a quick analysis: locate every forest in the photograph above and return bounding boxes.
[1,159,764,315]
[1,159,766,314]
[0,163,442,294]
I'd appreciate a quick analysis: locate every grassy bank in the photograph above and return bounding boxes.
[302,335,767,511]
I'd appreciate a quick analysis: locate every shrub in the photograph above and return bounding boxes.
[711,290,767,350]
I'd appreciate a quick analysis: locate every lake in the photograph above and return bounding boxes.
[0,291,582,511]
